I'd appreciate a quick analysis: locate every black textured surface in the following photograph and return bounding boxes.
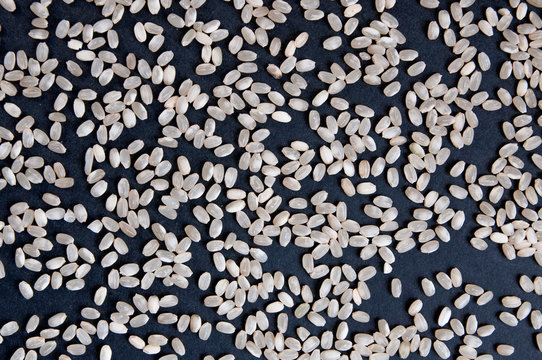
[0,0,541,359]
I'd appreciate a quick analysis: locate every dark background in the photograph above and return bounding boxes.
[0,0,541,359]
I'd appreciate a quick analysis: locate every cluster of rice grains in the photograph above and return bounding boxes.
[0,0,542,359]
